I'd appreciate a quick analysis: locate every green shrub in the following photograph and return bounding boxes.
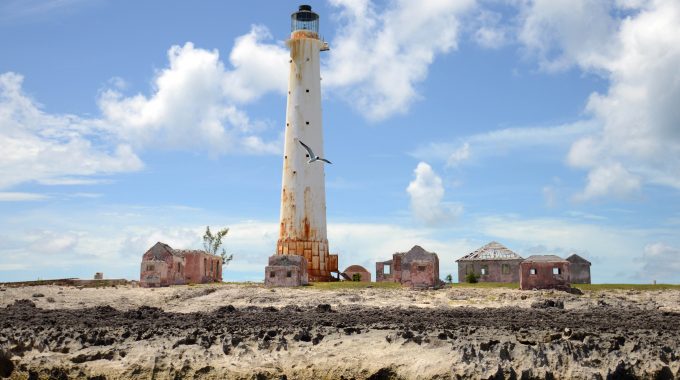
[465,272,479,283]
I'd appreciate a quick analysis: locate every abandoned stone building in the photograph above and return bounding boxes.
[265,255,309,287]
[341,265,371,282]
[566,254,592,284]
[519,255,570,290]
[140,242,222,288]
[456,241,524,283]
[376,245,441,289]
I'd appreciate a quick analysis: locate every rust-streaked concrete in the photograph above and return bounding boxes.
[276,6,337,281]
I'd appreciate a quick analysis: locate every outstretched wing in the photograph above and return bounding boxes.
[298,140,315,158]
[319,158,332,164]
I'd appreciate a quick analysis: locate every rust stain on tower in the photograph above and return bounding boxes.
[275,5,338,281]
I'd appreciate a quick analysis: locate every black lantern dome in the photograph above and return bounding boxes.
[291,5,319,34]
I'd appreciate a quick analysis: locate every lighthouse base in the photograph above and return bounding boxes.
[276,239,338,282]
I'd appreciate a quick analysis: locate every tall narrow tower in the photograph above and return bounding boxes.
[276,5,337,282]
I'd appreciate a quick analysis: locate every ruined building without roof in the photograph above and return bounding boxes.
[140,242,222,288]
[376,245,441,289]
[456,241,524,283]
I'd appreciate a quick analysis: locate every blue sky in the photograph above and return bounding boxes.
[1,0,679,284]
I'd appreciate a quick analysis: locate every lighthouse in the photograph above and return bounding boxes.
[276,5,338,282]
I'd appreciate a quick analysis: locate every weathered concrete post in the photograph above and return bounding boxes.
[276,5,337,282]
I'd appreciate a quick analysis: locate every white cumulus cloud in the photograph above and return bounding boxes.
[406,162,462,226]
[519,0,680,199]
[324,0,476,121]
[0,72,143,190]
[98,36,284,155]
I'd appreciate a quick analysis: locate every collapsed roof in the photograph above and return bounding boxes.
[456,241,524,262]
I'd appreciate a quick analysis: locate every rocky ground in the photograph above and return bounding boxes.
[0,284,679,379]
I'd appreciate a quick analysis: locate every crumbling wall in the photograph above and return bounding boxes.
[520,261,570,290]
[265,255,308,287]
[457,260,522,283]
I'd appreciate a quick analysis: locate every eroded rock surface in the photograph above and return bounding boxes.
[1,298,679,379]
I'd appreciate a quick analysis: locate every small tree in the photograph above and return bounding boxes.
[352,273,361,282]
[465,272,479,284]
[203,226,233,265]
[445,274,453,284]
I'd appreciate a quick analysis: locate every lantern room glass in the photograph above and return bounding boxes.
[291,5,319,33]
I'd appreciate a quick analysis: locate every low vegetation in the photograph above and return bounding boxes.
[307,281,402,290]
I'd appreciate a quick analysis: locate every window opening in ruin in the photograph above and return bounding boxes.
[530,268,537,275]
[306,121,310,125]
[270,271,276,278]
[502,264,510,274]
[384,264,391,275]
[306,89,309,92]
[147,265,155,271]
[418,265,426,271]
[553,267,561,275]
[481,265,488,275]
[286,271,292,278]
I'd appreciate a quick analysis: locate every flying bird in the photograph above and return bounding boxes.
[298,140,332,164]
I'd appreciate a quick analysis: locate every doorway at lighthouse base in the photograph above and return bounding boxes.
[276,239,338,281]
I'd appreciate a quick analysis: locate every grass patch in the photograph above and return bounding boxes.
[573,283,680,291]
[307,281,402,290]
[448,282,519,289]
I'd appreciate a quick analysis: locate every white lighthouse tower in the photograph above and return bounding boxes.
[276,5,337,282]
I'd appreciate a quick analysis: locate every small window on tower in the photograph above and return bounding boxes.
[306,121,310,125]
[306,154,309,158]
[270,271,276,278]
[306,89,309,93]
[286,271,292,278]
[286,123,289,126]
[293,171,296,174]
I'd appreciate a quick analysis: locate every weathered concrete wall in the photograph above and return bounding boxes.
[377,246,441,289]
[184,252,222,284]
[404,260,438,289]
[520,261,570,290]
[140,243,186,288]
[569,262,591,284]
[457,260,522,283]
[376,260,395,283]
[265,255,308,287]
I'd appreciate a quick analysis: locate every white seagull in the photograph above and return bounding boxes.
[298,140,332,164]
